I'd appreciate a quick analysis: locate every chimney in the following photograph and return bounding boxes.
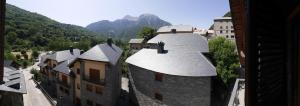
[107,37,113,46]
[157,41,165,53]
[171,29,176,33]
[69,46,73,55]
[80,50,84,55]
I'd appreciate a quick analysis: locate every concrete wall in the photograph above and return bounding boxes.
[213,19,235,40]
[129,65,211,106]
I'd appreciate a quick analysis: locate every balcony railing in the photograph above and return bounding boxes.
[57,80,70,88]
[83,77,105,86]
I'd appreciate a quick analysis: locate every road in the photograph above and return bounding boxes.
[23,52,53,106]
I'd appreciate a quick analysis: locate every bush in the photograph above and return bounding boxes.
[16,54,21,60]
[22,60,28,68]
[21,50,26,55]
[32,50,39,59]
[30,68,41,81]
[23,54,28,60]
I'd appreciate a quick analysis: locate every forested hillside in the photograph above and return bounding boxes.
[5,4,105,51]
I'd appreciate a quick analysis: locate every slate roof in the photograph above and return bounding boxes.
[214,17,232,21]
[78,43,123,65]
[53,58,76,75]
[147,33,209,52]
[47,49,80,63]
[0,66,26,94]
[38,54,50,67]
[129,38,144,44]
[157,25,194,33]
[126,49,216,77]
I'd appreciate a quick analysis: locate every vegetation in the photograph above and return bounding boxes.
[137,27,157,41]
[32,49,39,59]
[5,4,105,52]
[31,68,41,82]
[208,37,239,86]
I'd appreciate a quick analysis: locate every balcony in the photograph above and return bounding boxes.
[57,80,70,88]
[83,77,105,86]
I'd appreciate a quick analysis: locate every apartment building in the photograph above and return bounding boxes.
[0,60,26,106]
[38,48,80,97]
[126,33,216,106]
[54,39,123,106]
[213,17,235,40]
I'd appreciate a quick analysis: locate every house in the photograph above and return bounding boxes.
[38,48,80,97]
[128,38,145,53]
[156,25,194,34]
[63,38,123,106]
[126,33,216,106]
[213,17,235,40]
[0,60,26,106]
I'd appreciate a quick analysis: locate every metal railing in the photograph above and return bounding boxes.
[33,79,57,106]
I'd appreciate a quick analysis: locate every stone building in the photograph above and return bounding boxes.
[213,17,235,40]
[126,33,216,106]
[67,39,123,106]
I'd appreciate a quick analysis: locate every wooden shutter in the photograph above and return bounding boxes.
[89,69,100,81]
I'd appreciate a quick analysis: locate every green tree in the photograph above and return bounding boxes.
[137,27,156,40]
[74,38,91,51]
[208,37,239,86]
[16,54,21,60]
[23,53,28,60]
[32,49,39,59]
[6,31,17,44]
[22,60,28,68]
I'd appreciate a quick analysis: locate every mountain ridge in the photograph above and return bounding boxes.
[86,14,171,40]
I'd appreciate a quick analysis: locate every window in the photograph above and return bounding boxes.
[226,30,228,33]
[231,30,234,33]
[226,35,229,38]
[86,100,93,106]
[53,64,56,67]
[231,35,235,38]
[64,89,69,95]
[62,74,68,85]
[220,26,223,29]
[59,86,63,91]
[226,26,228,29]
[96,103,103,106]
[77,83,80,89]
[89,69,100,81]
[86,84,93,91]
[155,73,163,81]
[77,68,80,74]
[95,86,103,94]
[220,30,223,33]
[155,93,163,101]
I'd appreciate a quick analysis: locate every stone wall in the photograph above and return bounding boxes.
[129,64,211,106]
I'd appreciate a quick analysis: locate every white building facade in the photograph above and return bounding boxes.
[213,17,235,40]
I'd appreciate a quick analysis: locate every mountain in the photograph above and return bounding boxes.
[5,4,104,50]
[86,14,171,40]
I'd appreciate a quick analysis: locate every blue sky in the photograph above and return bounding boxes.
[7,0,230,29]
